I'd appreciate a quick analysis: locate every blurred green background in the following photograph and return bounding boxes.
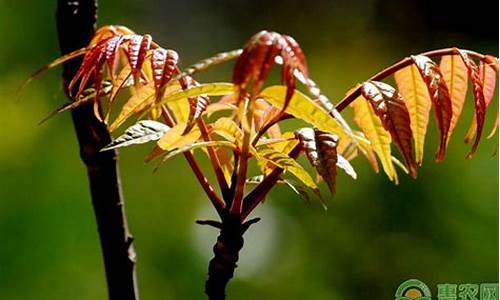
[0,0,498,299]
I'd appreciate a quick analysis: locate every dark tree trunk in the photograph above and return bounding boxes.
[205,220,245,300]
[56,1,139,299]
[204,217,259,300]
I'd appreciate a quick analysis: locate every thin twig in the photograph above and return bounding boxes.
[197,119,230,200]
[229,95,256,216]
[160,106,226,215]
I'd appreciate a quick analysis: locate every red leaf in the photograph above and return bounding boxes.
[127,35,142,71]
[234,31,279,91]
[179,76,211,133]
[256,34,283,86]
[127,34,152,81]
[315,130,339,196]
[68,38,110,97]
[454,55,497,146]
[484,55,499,74]
[232,31,308,110]
[150,48,179,99]
[296,128,340,195]
[104,34,125,80]
[137,35,152,76]
[163,50,179,85]
[479,60,497,108]
[457,50,486,158]
[411,55,452,161]
[151,48,167,91]
[361,81,417,178]
[283,35,308,78]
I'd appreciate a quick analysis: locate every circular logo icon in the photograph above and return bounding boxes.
[395,279,432,300]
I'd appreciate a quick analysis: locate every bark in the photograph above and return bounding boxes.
[204,218,259,300]
[205,223,243,299]
[56,1,139,299]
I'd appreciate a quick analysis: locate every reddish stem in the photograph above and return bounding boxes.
[251,113,293,146]
[230,96,255,217]
[175,66,230,199]
[160,106,226,215]
[197,119,230,200]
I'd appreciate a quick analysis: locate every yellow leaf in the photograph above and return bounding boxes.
[440,55,468,140]
[159,141,236,164]
[351,95,398,183]
[141,54,154,82]
[166,83,190,123]
[110,82,182,131]
[215,147,234,184]
[205,103,237,117]
[337,136,358,161]
[156,82,236,108]
[257,132,299,175]
[110,83,155,131]
[106,65,133,123]
[257,148,318,190]
[212,117,243,145]
[395,64,432,164]
[267,132,298,154]
[354,131,380,173]
[157,123,201,151]
[259,86,353,142]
